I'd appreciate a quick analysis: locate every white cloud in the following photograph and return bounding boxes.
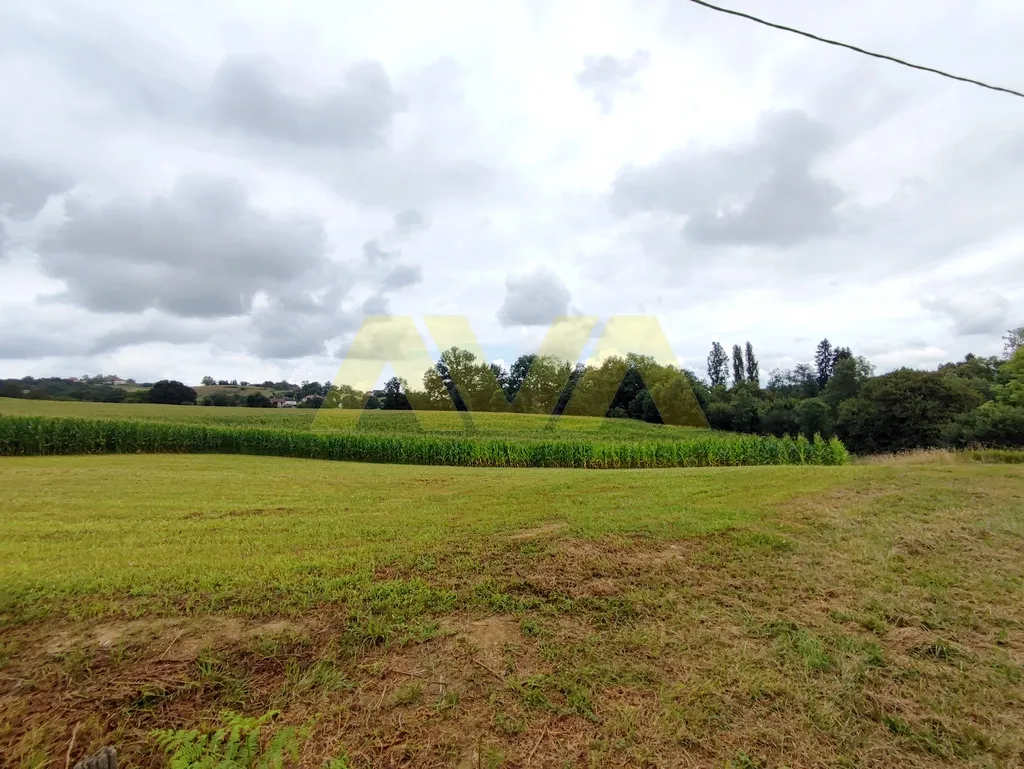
[1,0,1022,383]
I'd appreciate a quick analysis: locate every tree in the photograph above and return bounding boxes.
[744,341,759,386]
[992,347,1024,408]
[1004,326,1023,359]
[836,369,982,454]
[706,342,729,388]
[381,377,412,410]
[201,376,215,386]
[815,339,834,388]
[945,402,1024,448]
[0,380,23,398]
[822,356,866,413]
[245,392,273,408]
[796,398,833,440]
[147,380,198,405]
[731,345,745,386]
[364,395,381,409]
[730,388,760,433]
[760,400,800,437]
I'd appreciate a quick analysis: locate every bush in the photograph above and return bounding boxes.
[760,402,800,437]
[836,369,982,454]
[245,392,274,408]
[944,403,1024,449]
[796,398,833,440]
[0,381,23,399]
[147,380,198,405]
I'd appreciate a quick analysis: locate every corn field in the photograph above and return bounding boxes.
[0,415,850,468]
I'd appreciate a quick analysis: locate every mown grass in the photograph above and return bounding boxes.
[1,455,1023,767]
[0,455,853,621]
[0,414,851,468]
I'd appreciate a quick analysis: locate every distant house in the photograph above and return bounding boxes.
[270,397,297,408]
[301,394,320,402]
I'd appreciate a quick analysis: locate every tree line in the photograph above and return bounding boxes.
[348,326,1024,454]
[1,327,1020,454]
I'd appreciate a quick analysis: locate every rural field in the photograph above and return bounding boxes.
[1,403,1023,768]
[0,398,726,441]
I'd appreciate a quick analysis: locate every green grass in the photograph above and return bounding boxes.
[2,455,1022,767]
[0,414,850,469]
[0,397,725,441]
[0,455,853,620]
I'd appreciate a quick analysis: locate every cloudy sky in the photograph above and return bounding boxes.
[1,0,1022,387]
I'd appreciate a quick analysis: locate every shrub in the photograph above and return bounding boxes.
[148,380,198,405]
[836,369,982,454]
[944,403,1024,449]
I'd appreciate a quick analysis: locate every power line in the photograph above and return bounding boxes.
[686,0,1024,100]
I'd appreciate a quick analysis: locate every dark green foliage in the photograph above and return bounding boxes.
[945,403,1024,448]
[836,369,982,454]
[729,389,760,433]
[744,341,759,385]
[796,398,834,440]
[381,376,412,410]
[822,357,862,413]
[0,415,850,467]
[760,401,800,437]
[815,339,834,388]
[707,342,729,388]
[202,392,243,407]
[0,381,23,398]
[245,392,274,408]
[147,380,197,405]
[732,344,745,386]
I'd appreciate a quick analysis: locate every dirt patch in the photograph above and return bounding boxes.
[461,616,519,666]
[508,522,567,541]
[44,617,306,661]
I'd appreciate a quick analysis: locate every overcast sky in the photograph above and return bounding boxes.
[1,0,1022,387]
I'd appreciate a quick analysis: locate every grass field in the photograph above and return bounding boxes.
[0,398,727,441]
[2,453,1022,767]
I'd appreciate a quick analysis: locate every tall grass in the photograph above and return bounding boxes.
[0,415,850,468]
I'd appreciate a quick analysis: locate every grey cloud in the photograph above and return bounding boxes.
[0,157,75,221]
[610,109,846,247]
[86,315,237,355]
[381,263,422,291]
[363,240,397,263]
[922,291,1011,336]
[497,269,571,327]
[246,282,358,360]
[576,51,650,113]
[202,56,407,148]
[0,327,87,359]
[361,294,390,316]
[392,209,428,238]
[249,300,357,359]
[36,174,327,318]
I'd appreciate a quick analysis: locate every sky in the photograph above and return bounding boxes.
[1,0,1022,388]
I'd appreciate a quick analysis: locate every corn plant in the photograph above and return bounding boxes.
[0,415,850,468]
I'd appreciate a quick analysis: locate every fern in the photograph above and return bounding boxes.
[151,710,304,769]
